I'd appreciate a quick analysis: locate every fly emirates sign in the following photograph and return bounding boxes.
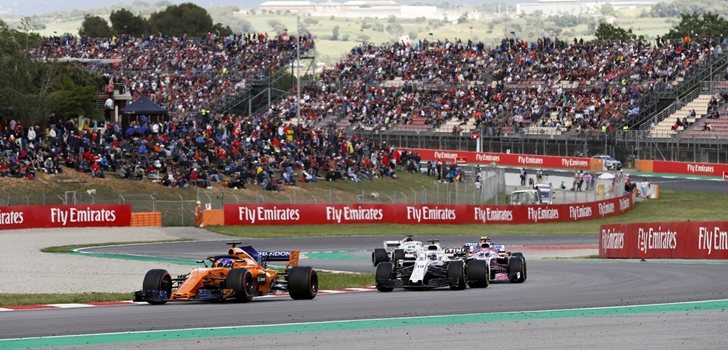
[0,205,131,229]
[600,221,728,259]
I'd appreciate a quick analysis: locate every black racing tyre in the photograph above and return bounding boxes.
[375,262,394,292]
[142,269,172,305]
[466,260,489,288]
[225,268,256,302]
[507,256,525,283]
[392,249,405,266]
[372,248,389,266]
[447,260,467,290]
[288,266,319,300]
[511,252,527,281]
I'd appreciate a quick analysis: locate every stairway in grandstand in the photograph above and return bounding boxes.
[618,52,728,133]
[649,94,712,138]
[681,107,728,140]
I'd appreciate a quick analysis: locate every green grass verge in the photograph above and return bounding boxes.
[40,239,192,253]
[0,271,372,307]
[0,293,132,307]
[318,272,374,290]
[208,189,728,237]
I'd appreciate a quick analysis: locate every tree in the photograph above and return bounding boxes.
[212,23,233,36]
[386,23,404,36]
[110,8,149,35]
[331,25,340,40]
[600,4,617,17]
[594,22,641,42]
[267,19,285,33]
[665,12,728,40]
[148,3,214,37]
[0,21,100,126]
[79,15,113,37]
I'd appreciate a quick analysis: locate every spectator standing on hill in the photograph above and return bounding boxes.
[584,172,593,191]
[520,168,526,186]
[104,97,114,121]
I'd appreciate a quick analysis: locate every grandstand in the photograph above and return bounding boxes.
[6,34,728,187]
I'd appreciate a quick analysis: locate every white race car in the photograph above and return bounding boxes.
[371,235,422,267]
[374,240,489,291]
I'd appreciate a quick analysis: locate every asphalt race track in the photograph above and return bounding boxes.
[1,174,727,348]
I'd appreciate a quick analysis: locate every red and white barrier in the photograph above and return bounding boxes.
[600,221,728,259]
[224,193,635,226]
[0,204,132,230]
[403,148,595,170]
[650,160,728,177]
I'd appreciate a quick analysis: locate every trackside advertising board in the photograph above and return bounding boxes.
[224,193,634,225]
[599,222,728,259]
[403,148,594,170]
[651,160,728,178]
[0,204,132,229]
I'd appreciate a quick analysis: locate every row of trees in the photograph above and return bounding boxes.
[595,12,728,42]
[0,20,100,127]
[79,3,232,38]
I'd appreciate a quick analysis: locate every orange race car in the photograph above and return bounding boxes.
[134,242,318,304]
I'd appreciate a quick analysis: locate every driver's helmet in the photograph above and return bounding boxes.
[427,252,438,261]
[216,258,233,268]
[479,236,492,248]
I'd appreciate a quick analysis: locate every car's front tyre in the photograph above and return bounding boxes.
[375,262,394,292]
[142,269,172,305]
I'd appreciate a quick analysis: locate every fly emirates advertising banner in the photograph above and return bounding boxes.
[0,204,132,229]
[224,193,634,226]
[600,221,728,259]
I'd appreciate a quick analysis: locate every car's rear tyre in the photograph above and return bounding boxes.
[466,260,489,288]
[372,248,389,266]
[511,252,527,281]
[375,262,394,292]
[447,260,467,290]
[142,269,172,305]
[507,256,525,283]
[288,266,319,300]
[392,249,405,266]
[225,268,256,302]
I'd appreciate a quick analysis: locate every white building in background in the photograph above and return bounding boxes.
[258,0,441,19]
[516,0,657,16]
[259,0,317,14]
[517,0,599,16]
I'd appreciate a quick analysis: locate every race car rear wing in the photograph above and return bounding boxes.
[464,242,507,253]
[384,240,402,249]
[240,245,300,268]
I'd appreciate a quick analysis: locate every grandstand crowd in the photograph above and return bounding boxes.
[2,32,726,189]
[30,31,314,114]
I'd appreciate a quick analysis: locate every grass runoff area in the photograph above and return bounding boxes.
[209,189,728,237]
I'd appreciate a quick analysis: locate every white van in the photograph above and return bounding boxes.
[508,189,542,205]
[534,184,553,204]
